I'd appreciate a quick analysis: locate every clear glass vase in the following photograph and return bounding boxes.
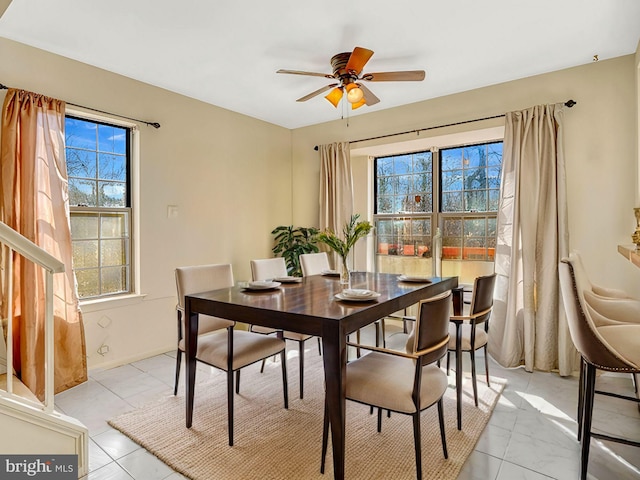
[340,254,351,288]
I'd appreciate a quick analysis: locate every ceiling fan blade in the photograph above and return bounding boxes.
[325,87,344,108]
[277,69,334,79]
[362,70,426,82]
[358,83,380,106]
[345,47,374,75]
[296,84,339,102]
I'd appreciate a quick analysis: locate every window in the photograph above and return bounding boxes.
[65,116,132,299]
[374,141,503,265]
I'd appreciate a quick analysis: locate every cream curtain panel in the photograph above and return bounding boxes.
[489,103,577,376]
[0,88,87,400]
[319,142,354,270]
[319,142,354,233]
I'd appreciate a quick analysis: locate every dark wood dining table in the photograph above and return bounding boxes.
[184,271,458,480]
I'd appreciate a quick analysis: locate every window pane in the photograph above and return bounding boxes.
[98,124,127,154]
[72,240,99,268]
[377,157,393,176]
[442,169,462,192]
[464,190,487,212]
[70,213,98,239]
[464,145,486,168]
[101,213,129,238]
[101,239,126,266]
[69,178,97,207]
[101,266,128,294]
[464,167,487,190]
[414,152,431,173]
[377,176,393,196]
[442,148,462,170]
[66,148,97,178]
[66,118,96,150]
[76,269,99,298]
[377,196,393,213]
[98,153,126,181]
[488,142,503,166]
[442,192,463,212]
[98,182,126,207]
[464,218,486,237]
[394,155,411,174]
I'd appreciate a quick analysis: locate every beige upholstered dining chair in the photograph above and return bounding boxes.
[299,252,330,277]
[559,254,640,479]
[447,272,496,430]
[250,257,317,399]
[174,263,235,395]
[175,263,288,446]
[321,291,452,480]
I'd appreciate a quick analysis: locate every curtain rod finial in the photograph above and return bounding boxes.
[565,99,576,108]
[148,122,161,129]
[314,145,319,151]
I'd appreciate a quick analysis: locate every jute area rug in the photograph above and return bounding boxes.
[109,346,505,480]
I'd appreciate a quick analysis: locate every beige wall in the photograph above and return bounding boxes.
[0,37,293,369]
[1,35,639,370]
[292,55,640,295]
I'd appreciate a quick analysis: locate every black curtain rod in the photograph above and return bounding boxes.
[0,83,161,129]
[313,99,577,151]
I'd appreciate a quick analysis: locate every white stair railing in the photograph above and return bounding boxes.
[0,221,64,413]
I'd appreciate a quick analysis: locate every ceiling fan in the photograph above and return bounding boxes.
[277,46,426,110]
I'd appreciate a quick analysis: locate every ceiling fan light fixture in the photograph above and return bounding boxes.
[325,87,343,108]
[351,98,366,110]
[345,83,364,103]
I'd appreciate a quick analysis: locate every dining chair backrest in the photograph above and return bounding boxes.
[406,291,452,365]
[559,256,632,371]
[469,273,497,324]
[175,263,234,310]
[300,252,330,277]
[251,257,288,281]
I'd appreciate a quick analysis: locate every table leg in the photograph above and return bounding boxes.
[455,322,462,430]
[322,322,347,480]
[185,297,199,428]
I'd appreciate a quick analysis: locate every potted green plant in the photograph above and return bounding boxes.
[271,225,320,277]
[317,214,372,286]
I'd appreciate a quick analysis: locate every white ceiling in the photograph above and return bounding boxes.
[1,1,639,129]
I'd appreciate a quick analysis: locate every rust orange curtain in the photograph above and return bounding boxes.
[0,88,87,400]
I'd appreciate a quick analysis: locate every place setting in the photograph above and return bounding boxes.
[238,280,282,291]
[334,288,381,302]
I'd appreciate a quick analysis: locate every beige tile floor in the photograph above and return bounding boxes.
[54,321,640,480]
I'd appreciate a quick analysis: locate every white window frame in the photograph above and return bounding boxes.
[66,108,142,309]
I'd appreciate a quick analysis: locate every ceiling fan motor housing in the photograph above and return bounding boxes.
[331,52,358,85]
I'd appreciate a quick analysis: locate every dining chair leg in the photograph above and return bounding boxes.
[298,340,305,399]
[227,370,234,446]
[377,407,382,432]
[173,350,182,396]
[455,324,463,430]
[235,370,241,394]
[374,321,380,347]
[484,345,490,387]
[280,348,289,409]
[356,329,362,358]
[446,351,451,375]
[580,362,597,480]
[381,318,387,348]
[320,399,329,474]
[317,337,322,356]
[412,411,422,480]
[577,357,585,442]
[470,350,478,407]
[437,398,448,459]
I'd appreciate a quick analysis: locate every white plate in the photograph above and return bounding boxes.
[334,292,381,302]
[273,276,302,283]
[244,281,281,290]
[398,275,432,283]
[342,288,375,298]
[321,270,340,277]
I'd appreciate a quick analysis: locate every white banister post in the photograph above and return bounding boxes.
[44,269,55,413]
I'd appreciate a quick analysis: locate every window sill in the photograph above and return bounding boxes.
[80,293,147,313]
